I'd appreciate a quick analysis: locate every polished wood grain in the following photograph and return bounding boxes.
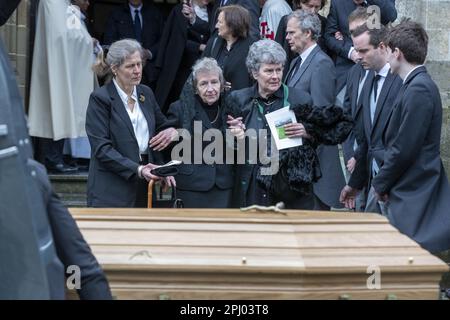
[69,208,449,300]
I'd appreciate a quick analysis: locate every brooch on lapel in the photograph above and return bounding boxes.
[139,94,145,103]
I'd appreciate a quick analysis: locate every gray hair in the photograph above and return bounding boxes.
[287,10,322,41]
[106,39,144,68]
[191,57,225,88]
[245,39,287,74]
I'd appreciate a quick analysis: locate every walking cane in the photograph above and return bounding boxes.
[147,179,155,208]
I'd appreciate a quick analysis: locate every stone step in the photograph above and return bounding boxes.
[49,173,88,208]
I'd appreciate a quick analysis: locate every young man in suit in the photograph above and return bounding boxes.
[104,0,164,88]
[341,20,450,253]
[285,10,346,211]
[325,0,397,94]
[340,23,402,214]
[341,7,372,211]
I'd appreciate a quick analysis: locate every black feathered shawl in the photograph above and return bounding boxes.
[257,103,353,196]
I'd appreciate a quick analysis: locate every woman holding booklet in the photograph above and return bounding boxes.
[225,39,352,209]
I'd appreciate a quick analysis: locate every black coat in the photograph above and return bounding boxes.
[85,82,167,208]
[224,84,352,207]
[29,159,112,300]
[371,67,450,253]
[155,3,214,112]
[164,81,234,198]
[203,36,254,90]
[103,4,164,86]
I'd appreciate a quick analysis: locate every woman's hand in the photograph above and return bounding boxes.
[284,122,310,139]
[149,127,178,151]
[227,115,246,140]
[141,163,161,182]
[161,176,177,192]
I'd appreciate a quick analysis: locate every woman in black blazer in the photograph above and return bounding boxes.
[202,5,254,91]
[86,39,177,208]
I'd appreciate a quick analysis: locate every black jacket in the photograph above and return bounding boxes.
[85,82,167,207]
[29,159,112,300]
[372,67,450,253]
[103,4,164,86]
[155,3,214,112]
[349,69,403,190]
[164,80,234,192]
[203,36,254,91]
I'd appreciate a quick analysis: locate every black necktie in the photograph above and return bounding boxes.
[372,74,381,103]
[288,57,302,83]
[133,9,142,43]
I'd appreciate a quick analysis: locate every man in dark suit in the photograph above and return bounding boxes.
[285,10,345,210]
[325,0,397,94]
[30,159,113,299]
[341,24,402,214]
[341,8,372,212]
[104,0,164,88]
[341,21,450,253]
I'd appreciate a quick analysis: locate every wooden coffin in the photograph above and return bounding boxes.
[69,208,449,300]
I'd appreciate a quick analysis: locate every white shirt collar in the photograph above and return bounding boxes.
[129,3,143,13]
[113,79,138,107]
[376,63,390,78]
[403,65,424,84]
[300,43,317,63]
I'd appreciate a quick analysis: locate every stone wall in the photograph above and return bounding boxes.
[0,1,30,102]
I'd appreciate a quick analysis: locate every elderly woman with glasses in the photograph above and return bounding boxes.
[225,39,352,209]
[162,57,244,208]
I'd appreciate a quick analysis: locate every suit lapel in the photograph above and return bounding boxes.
[289,45,320,87]
[284,55,298,83]
[370,72,394,135]
[352,66,365,118]
[136,85,154,133]
[108,82,138,142]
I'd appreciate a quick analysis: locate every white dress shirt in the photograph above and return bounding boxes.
[403,65,424,84]
[300,43,318,67]
[113,79,149,155]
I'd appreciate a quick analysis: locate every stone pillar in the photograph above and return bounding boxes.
[0,1,30,103]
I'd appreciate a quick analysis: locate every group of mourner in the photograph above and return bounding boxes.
[84,0,450,253]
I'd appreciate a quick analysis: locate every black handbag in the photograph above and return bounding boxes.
[152,184,184,208]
